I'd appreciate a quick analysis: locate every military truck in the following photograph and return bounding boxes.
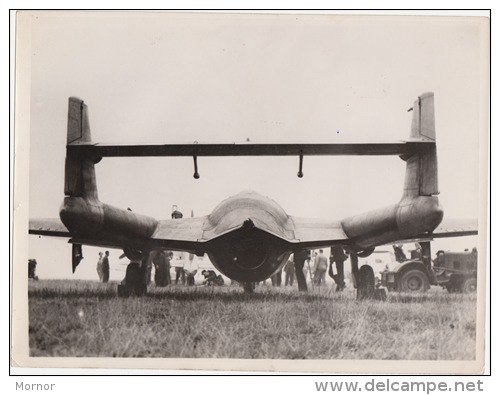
[380,248,477,293]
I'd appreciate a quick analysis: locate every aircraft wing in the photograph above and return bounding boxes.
[151,215,349,251]
[30,214,351,252]
[29,218,70,237]
[427,218,478,239]
[288,216,349,248]
[150,216,209,250]
[387,218,478,245]
[30,214,475,253]
[29,216,211,253]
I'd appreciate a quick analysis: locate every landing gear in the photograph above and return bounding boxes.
[243,282,255,294]
[350,253,386,301]
[357,265,375,300]
[118,259,148,297]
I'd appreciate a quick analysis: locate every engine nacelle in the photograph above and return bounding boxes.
[60,197,158,241]
[341,196,443,250]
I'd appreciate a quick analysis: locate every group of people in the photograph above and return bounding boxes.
[97,249,203,287]
[152,250,172,286]
[151,250,199,287]
[263,247,350,292]
[201,270,225,286]
[96,246,351,291]
[96,251,110,283]
[142,250,201,287]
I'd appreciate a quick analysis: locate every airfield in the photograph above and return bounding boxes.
[28,279,476,360]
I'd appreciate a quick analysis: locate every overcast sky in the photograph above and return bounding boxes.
[22,12,487,280]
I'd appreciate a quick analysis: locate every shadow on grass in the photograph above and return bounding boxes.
[387,292,476,304]
[28,280,333,303]
[144,288,333,303]
[29,280,474,304]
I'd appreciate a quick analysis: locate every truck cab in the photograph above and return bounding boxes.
[433,250,477,293]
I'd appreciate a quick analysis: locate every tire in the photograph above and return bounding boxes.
[243,282,255,293]
[357,248,375,258]
[446,283,459,293]
[134,284,147,297]
[462,278,477,293]
[357,265,375,300]
[399,269,429,293]
[117,284,130,297]
[445,275,461,293]
[123,262,148,297]
[125,262,143,285]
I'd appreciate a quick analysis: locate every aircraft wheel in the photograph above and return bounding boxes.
[119,262,148,297]
[357,265,375,300]
[243,282,255,294]
[462,278,477,294]
[399,269,429,293]
[357,248,375,258]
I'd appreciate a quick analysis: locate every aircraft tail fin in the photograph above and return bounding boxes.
[64,97,99,199]
[403,92,439,197]
[410,92,435,141]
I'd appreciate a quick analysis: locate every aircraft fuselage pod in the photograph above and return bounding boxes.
[203,192,292,282]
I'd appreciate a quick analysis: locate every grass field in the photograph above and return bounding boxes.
[28,280,477,360]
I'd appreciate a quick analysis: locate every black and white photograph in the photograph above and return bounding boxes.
[12,11,489,374]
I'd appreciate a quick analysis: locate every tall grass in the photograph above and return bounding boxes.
[28,280,476,359]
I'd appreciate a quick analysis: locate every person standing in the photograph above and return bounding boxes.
[271,269,282,287]
[330,246,348,291]
[303,254,314,284]
[165,251,173,285]
[96,252,104,281]
[284,255,295,286]
[175,259,186,285]
[143,254,152,286]
[294,250,310,291]
[184,255,198,286]
[153,250,169,287]
[102,251,110,283]
[313,249,328,285]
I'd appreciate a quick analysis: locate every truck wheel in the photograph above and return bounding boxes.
[462,278,477,293]
[446,284,458,293]
[399,269,429,293]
